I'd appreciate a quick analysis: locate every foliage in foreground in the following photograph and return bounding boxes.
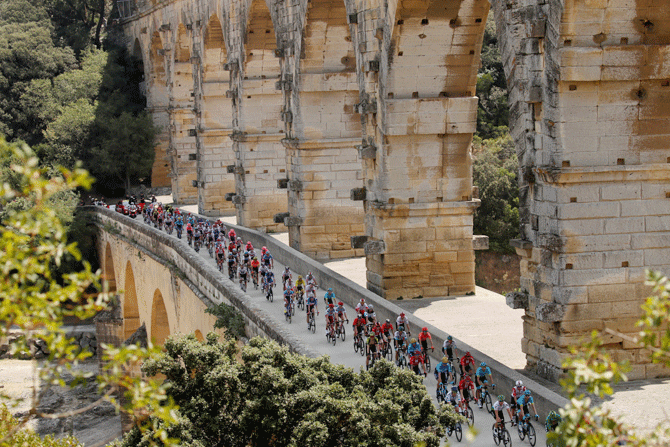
[552,270,670,447]
[0,405,81,447]
[0,140,177,445]
[123,334,461,447]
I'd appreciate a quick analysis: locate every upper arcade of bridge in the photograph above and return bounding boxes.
[118,0,670,381]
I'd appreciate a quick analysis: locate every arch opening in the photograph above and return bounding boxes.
[103,242,116,293]
[245,0,279,78]
[150,289,170,345]
[302,0,354,74]
[123,261,141,340]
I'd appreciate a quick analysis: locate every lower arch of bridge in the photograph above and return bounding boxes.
[151,289,170,345]
[123,261,141,340]
[103,243,116,293]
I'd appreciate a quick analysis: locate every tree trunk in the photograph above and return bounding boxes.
[94,0,105,49]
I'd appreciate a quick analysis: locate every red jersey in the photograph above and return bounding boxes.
[372,325,383,336]
[461,355,474,368]
[353,317,366,327]
[381,322,394,334]
[409,353,424,366]
[459,377,475,391]
[251,259,260,269]
[418,331,432,342]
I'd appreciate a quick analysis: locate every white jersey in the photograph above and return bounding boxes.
[396,315,409,328]
[355,303,368,313]
[493,401,510,412]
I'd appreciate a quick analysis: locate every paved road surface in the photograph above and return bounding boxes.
[151,209,546,447]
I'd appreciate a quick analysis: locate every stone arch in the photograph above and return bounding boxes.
[194,330,204,341]
[150,31,165,79]
[102,242,116,293]
[302,0,355,74]
[203,14,228,82]
[175,23,191,63]
[150,289,170,345]
[244,0,279,78]
[123,261,141,340]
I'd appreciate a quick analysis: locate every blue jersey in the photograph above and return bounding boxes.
[306,295,317,306]
[435,361,452,374]
[476,366,492,377]
[324,292,336,304]
[408,342,421,356]
[517,396,534,407]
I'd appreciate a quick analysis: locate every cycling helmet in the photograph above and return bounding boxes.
[481,362,486,367]
[524,390,531,396]
[285,266,290,270]
[410,338,417,343]
[262,246,267,252]
[360,298,365,302]
[400,312,405,317]
[338,301,343,306]
[253,256,258,260]
[363,312,369,318]
[368,305,373,311]
[498,395,505,402]
[442,357,448,363]
[422,327,428,332]
[398,324,405,331]
[329,303,334,308]
[451,386,458,392]
[237,236,241,241]
[465,351,471,356]
[328,288,333,292]
[298,275,303,279]
[447,335,453,341]
[385,319,390,323]
[516,380,523,387]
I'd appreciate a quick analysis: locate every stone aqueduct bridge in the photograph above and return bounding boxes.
[119,0,670,380]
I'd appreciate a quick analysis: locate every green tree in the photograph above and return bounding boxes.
[0,138,177,445]
[472,133,519,252]
[124,334,460,447]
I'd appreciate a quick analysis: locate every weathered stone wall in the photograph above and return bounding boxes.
[493,0,670,380]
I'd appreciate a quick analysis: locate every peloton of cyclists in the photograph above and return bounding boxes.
[475,361,494,408]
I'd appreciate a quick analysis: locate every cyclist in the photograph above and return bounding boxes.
[446,386,461,410]
[238,263,249,290]
[325,303,338,337]
[381,319,394,340]
[434,356,455,393]
[228,228,236,242]
[305,271,317,288]
[418,327,434,359]
[175,216,184,239]
[442,335,458,361]
[460,351,475,377]
[475,361,494,408]
[282,267,292,290]
[408,339,426,376]
[306,289,318,327]
[393,326,408,364]
[458,374,475,405]
[284,287,294,317]
[493,395,514,436]
[355,298,368,316]
[335,301,348,329]
[227,250,237,279]
[265,269,275,290]
[365,331,379,369]
[510,380,527,416]
[245,241,253,252]
[545,410,561,432]
[295,275,305,299]
[352,312,367,339]
[251,256,260,286]
[186,222,194,245]
[215,242,226,270]
[262,249,274,269]
[366,305,376,324]
[516,390,539,423]
[324,288,336,306]
[396,312,410,335]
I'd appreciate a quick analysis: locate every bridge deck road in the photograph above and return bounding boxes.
[148,214,546,447]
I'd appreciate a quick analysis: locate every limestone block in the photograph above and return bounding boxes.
[506,291,529,309]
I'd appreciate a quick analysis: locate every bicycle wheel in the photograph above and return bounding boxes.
[518,423,526,441]
[385,345,393,361]
[485,393,493,414]
[502,428,512,447]
[340,325,346,341]
[447,425,453,437]
[493,425,501,446]
[359,339,365,356]
[528,423,536,447]
[455,423,462,442]
[332,332,336,346]
[311,316,316,334]
[425,353,431,372]
[466,406,474,426]
[354,337,359,353]
[269,289,273,303]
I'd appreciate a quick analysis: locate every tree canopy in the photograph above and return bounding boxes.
[123,334,459,447]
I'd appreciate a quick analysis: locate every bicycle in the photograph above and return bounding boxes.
[493,421,513,447]
[353,331,363,354]
[239,273,247,292]
[176,225,183,239]
[460,400,475,426]
[518,414,537,446]
[194,238,201,252]
[252,270,259,290]
[307,309,316,333]
[187,231,193,246]
[445,416,463,442]
[285,299,293,324]
[436,382,448,404]
[266,282,274,302]
[396,347,408,369]
[366,346,380,370]
[421,345,433,372]
[336,319,346,341]
[207,240,214,258]
[296,289,304,311]
[479,381,495,414]
[228,262,236,281]
[326,321,336,345]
